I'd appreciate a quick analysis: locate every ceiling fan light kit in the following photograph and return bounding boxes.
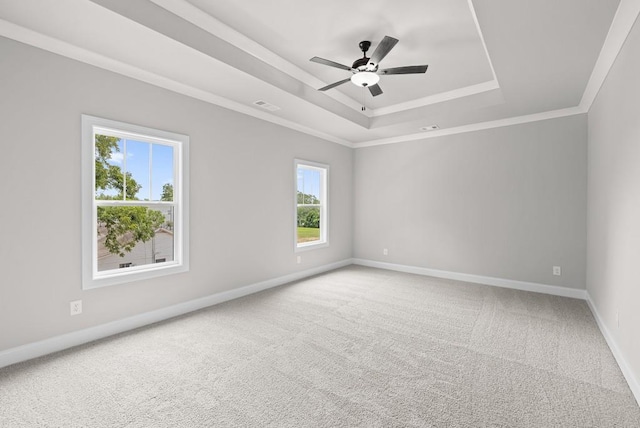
[351,72,379,87]
[310,35,429,98]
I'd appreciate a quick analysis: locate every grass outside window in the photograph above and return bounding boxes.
[297,227,320,243]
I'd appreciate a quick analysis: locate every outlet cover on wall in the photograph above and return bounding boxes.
[383,248,388,256]
[552,266,561,276]
[70,300,82,316]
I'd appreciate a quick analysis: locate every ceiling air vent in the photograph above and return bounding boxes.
[420,125,439,131]
[253,100,281,111]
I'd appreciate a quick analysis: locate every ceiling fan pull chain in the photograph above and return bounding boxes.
[362,87,366,111]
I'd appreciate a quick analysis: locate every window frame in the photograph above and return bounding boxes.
[81,115,189,289]
[294,159,329,252]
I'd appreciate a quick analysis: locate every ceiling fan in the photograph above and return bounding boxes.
[310,36,428,97]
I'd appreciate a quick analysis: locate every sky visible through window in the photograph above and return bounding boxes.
[103,138,174,201]
[297,167,321,203]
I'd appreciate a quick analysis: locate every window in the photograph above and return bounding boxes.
[295,160,328,250]
[82,115,189,289]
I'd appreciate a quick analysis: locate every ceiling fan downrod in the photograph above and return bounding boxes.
[359,41,371,58]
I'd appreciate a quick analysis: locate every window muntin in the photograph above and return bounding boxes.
[82,115,189,289]
[295,160,328,250]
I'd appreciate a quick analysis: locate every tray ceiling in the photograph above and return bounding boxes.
[0,0,623,146]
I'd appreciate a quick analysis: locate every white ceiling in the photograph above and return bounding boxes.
[187,0,496,109]
[0,0,625,146]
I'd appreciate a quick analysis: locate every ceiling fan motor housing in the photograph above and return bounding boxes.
[352,56,371,70]
[353,41,378,71]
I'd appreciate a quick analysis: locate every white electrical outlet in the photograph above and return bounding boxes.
[296,255,301,264]
[383,248,388,256]
[70,300,82,316]
[553,266,561,276]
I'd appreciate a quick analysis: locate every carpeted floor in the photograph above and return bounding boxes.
[1,265,639,427]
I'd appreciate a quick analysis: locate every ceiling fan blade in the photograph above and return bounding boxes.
[310,56,353,71]
[369,36,399,66]
[379,65,429,75]
[318,77,352,91]
[368,83,383,97]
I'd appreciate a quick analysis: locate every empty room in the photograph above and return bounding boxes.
[1,0,639,426]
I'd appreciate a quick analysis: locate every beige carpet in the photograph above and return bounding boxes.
[1,265,639,427]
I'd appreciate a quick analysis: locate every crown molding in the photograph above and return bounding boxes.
[150,0,498,119]
[2,0,637,149]
[149,0,368,115]
[467,0,498,82]
[355,106,586,148]
[370,80,499,117]
[580,0,640,111]
[0,18,353,148]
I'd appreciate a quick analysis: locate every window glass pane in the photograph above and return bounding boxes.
[297,169,305,204]
[297,206,321,244]
[311,170,321,204]
[296,164,323,245]
[151,143,174,202]
[124,140,150,201]
[297,167,321,204]
[95,134,125,200]
[96,205,174,272]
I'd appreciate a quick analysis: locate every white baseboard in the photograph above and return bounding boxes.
[0,258,353,369]
[5,257,638,409]
[353,258,639,405]
[352,258,587,299]
[585,292,640,406]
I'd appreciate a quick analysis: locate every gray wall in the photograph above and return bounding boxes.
[0,37,353,351]
[354,115,588,288]
[587,16,640,387]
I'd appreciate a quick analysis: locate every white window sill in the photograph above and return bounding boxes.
[295,241,329,253]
